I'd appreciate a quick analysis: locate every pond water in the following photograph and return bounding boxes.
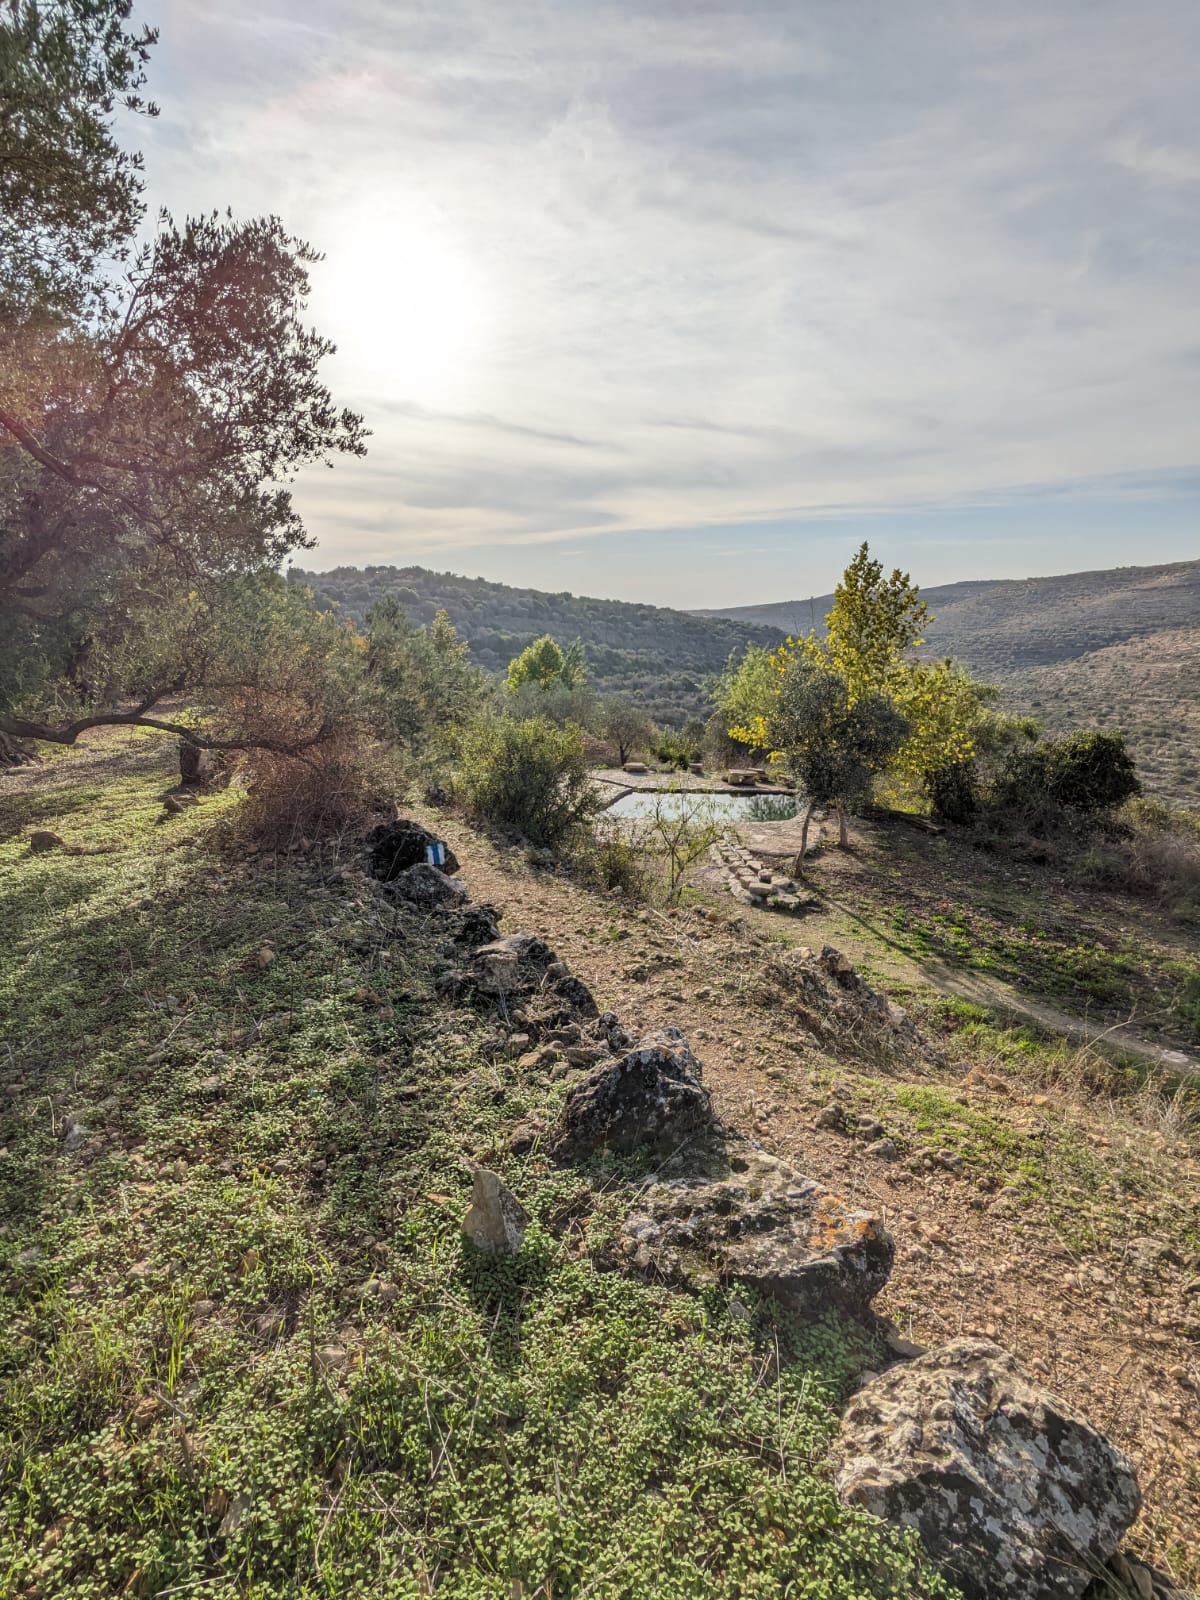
[604,790,801,821]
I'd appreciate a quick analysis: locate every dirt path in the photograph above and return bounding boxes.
[434,814,1200,1588]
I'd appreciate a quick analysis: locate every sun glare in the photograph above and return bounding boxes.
[314,206,487,405]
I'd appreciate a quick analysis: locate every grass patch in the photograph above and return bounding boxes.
[0,744,959,1600]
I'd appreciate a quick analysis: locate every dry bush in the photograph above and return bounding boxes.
[1075,800,1200,916]
[232,737,401,847]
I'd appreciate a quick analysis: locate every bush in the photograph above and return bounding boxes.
[926,759,979,823]
[996,731,1141,818]
[457,716,600,847]
[234,738,399,846]
[569,827,651,898]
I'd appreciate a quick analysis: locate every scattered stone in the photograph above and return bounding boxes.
[553,1028,713,1158]
[314,1345,347,1372]
[852,1114,885,1140]
[836,1338,1141,1600]
[622,1145,894,1319]
[385,862,468,911]
[564,1044,605,1067]
[365,819,459,882]
[462,1167,529,1254]
[818,945,854,978]
[816,1102,849,1133]
[865,1137,899,1161]
[30,829,66,852]
[61,1115,89,1152]
[933,1149,965,1175]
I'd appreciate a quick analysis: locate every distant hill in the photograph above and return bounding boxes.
[696,560,1200,807]
[290,564,787,725]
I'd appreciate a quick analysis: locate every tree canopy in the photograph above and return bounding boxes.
[0,2,367,760]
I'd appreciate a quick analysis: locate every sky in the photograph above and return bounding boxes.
[134,0,1199,606]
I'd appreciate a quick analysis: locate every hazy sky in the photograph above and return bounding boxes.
[135,1,1198,604]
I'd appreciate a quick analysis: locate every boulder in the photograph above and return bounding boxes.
[462,1167,528,1254]
[553,1028,713,1157]
[178,741,228,788]
[29,830,65,853]
[836,1338,1141,1600]
[365,819,459,882]
[622,1146,893,1317]
[385,862,468,910]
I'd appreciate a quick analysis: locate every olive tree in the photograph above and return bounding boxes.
[769,656,908,864]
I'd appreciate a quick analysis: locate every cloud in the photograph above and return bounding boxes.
[138,1,1200,597]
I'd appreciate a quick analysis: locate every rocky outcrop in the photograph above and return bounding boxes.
[836,1338,1141,1600]
[621,1145,894,1318]
[365,819,459,882]
[553,1028,713,1157]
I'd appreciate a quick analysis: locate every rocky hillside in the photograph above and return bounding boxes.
[2,735,1197,1598]
[290,564,787,725]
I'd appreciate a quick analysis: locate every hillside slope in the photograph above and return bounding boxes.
[291,564,787,724]
[697,560,1200,807]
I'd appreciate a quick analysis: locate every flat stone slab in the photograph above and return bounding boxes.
[837,1338,1141,1600]
[621,1145,893,1318]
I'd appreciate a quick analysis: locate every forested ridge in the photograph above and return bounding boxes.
[291,563,788,723]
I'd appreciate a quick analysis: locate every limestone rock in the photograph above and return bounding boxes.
[553,1028,713,1157]
[836,1338,1141,1600]
[178,742,228,788]
[462,1167,529,1254]
[472,941,522,995]
[385,862,468,911]
[365,819,459,882]
[622,1146,893,1317]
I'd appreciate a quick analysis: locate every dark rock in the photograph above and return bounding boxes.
[452,905,502,950]
[554,1028,713,1157]
[865,1137,900,1161]
[179,742,228,788]
[836,1338,1141,1600]
[365,820,459,882]
[598,1010,635,1052]
[622,1145,894,1318]
[29,830,65,853]
[385,862,468,910]
[816,1101,849,1133]
[550,971,599,1020]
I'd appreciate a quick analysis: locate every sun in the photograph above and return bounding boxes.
[313,203,487,406]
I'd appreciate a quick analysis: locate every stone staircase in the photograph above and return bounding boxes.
[715,834,818,914]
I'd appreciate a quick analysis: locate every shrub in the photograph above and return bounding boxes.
[457,716,600,847]
[996,731,1141,818]
[234,738,399,846]
[926,759,979,823]
[569,827,651,898]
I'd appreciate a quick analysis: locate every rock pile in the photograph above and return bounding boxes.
[361,826,1146,1598]
[716,834,818,914]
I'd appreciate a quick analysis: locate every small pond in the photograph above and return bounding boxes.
[604,790,801,822]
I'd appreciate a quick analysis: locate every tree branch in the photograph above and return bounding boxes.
[0,703,333,758]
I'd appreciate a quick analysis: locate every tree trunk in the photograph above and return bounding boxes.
[0,729,39,767]
[792,798,816,877]
[837,805,849,848]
